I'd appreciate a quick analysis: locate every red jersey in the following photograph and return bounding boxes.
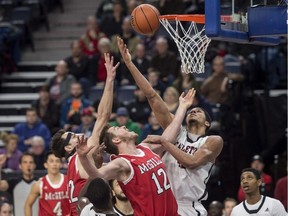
[111,145,178,216]
[67,154,87,216]
[39,174,70,216]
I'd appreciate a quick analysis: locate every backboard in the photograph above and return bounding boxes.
[205,0,287,45]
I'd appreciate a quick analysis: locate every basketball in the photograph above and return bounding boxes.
[131,4,160,35]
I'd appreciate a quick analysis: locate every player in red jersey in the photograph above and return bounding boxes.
[76,124,179,215]
[24,151,70,216]
[50,53,119,216]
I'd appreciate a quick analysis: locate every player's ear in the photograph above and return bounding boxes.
[112,137,121,144]
[204,121,210,128]
[44,162,48,169]
[257,179,262,187]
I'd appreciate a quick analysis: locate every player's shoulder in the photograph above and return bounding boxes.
[230,202,245,215]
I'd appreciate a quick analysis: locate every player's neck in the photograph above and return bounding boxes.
[246,192,262,205]
[119,141,138,155]
[47,172,61,183]
[115,199,133,215]
[187,124,206,135]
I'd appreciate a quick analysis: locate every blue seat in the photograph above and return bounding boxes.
[117,85,137,105]
[88,86,104,102]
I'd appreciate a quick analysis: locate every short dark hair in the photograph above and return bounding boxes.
[99,125,119,155]
[241,168,261,180]
[44,151,55,163]
[85,178,112,210]
[50,129,66,158]
[19,152,35,164]
[26,107,37,114]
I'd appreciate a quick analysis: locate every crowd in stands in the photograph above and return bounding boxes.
[0,0,287,215]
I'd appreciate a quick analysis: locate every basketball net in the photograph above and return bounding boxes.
[159,18,211,74]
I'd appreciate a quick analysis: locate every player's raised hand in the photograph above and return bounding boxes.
[76,135,93,158]
[104,53,119,81]
[143,135,166,145]
[179,88,196,110]
[117,36,132,64]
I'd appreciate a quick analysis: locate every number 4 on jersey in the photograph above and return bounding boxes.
[151,168,171,194]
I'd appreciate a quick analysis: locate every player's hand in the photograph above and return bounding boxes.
[179,88,196,109]
[117,36,132,64]
[93,143,106,169]
[104,53,119,81]
[143,135,165,145]
[0,154,7,168]
[76,135,93,158]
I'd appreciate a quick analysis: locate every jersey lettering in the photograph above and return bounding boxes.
[53,201,62,216]
[151,168,171,194]
[68,180,78,203]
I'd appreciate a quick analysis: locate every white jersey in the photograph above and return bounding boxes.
[231,195,288,216]
[80,203,116,216]
[162,126,214,204]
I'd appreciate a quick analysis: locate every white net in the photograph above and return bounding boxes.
[159,18,211,74]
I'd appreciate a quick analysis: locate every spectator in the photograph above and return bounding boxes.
[60,82,92,131]
[32,86,60,134]
[29,136,46,170]
[96,0,127,20]
[64,40,91,97]
[126,0,138,14]
[0,133,22,171]
[0,200,13,216]
[140,112,163,141]
[89,38,120,86]
[73,107,95,137]
[223,197,237,216]
[237,155,273,202]
[200,55,244,105]
[109,179,134,215]
[13,108,51,152]
[172,71,201,93]
[208,200,223,216]
[147,69,166,96]
[274,175,287,210]
[111,16,141,58]
[126,87,151,127]
[151,37,178,84]
[99,0,126,38]
[0,155,9,192]
[121,43,150,85]
[231,168,287,216]
[44,60,76,105]
[163,86,179,114]
[109,107,141,143]
[5,153,38,216]
[80,16,106,57]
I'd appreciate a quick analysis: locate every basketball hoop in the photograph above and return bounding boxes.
[159,14,211,74]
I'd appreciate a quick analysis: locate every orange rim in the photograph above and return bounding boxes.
[159,14,205,24]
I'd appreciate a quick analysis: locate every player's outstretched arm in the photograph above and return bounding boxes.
[117,36,173,129]
[77,136,130,181]
[145,135,223,169]
[88,53,119,147]
[162,88,196,143]
[24,180,40,216]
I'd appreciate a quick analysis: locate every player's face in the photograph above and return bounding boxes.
[19,155,36,175]
[223,201,236,216]
[112,180,128,201]
[186,107,207,126]
[108,126,138,141]
[0,203,12,216]
[240,171,261,195]
[62,132,84,153]
[45,154,61,174]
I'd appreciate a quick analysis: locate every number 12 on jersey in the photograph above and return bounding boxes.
[151,168,171,194]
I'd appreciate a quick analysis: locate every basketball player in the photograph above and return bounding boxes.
[231,168,287,216]
[50,53,119,216]
[24,151,70,216]
[78,178,117,216]
[109,179,134,216]
[117,37,223,216]
[76,119,181,215]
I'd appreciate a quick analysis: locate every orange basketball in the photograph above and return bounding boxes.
[131,4,160,35]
